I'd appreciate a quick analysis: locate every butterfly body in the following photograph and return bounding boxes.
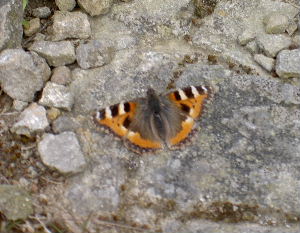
[94,86,211,154]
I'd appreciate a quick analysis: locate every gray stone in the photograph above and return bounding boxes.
[51,66,72,85]
[256,34,292,57]
[33,33,46,41]
[253,54,275,72]
[32,7,51,18]
[245,40,259,54]
[55,0,76,11]
[264,12,289,34]
[0,185,33,220]
[76,40,114,69]
[52,116,80,133]
[238,29,256,45]
[11,103,49,137]
[12,100,28,112]
[0,0,23,50]
[29,40,76,67]
[38,132,86,174]
[24,18,40,37]
[0,49,51,101]
[50,11,91,41]
[276,49,300,78]
[292,35,300,47]
[77,0,113,16]
[39,82,74,111]
[286,21,298,36]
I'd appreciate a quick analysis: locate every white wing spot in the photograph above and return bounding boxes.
[191,86,199,97]
[178,89,188,100]
[105,107,112,119]
[119,102,125,115]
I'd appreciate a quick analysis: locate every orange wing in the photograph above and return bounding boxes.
[168,86,210,147]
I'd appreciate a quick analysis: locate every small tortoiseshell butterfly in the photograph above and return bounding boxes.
[94,86,211,154]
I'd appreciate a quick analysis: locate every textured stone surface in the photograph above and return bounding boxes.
[12,100,28,112]
[39,82,74,111]
[264,12,289,34]
[0,185,33,220]
[52,116,80,133]
[38,132,86,174]
[76,40,114,69]
[32,7,51,18]
[0,49,51,101]
[24,18,40,37]
[55,0,76,11]
[50,11,91,41]
[29,40,76,67]
[256,34,292,57]
[253,54,275,72]
[0,0,23,50]
[238,29,256,46]
[51,66,72,85]
[276,49,300,78]
[77,0,113,16]
[11,103,49,136]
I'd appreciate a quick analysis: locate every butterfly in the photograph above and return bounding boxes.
[93,86,211,154]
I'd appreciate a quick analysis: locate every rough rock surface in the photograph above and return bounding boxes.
[11,103,49,137]
[0,185,33,220]
[276,49,300,78]
[254,54,275,72]
[51,65,72,85]
[264,12,289,34]
[55,0,76,12]
[77,0,113,16]
[0,0,23,50]
[29,40,76,67]
[32,7,51,18]
[38,132,86,174]
[0,49,51,101]
[49,11,91,41]
[256,34,292,58]
[39,82,74,111]
[76,40,114,69]
[24,18,40,37]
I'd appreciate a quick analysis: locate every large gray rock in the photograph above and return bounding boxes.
[39,82,74,111]
[0,49,51,101]
[29,40,76,67]
[276,49,300,78]
[0,0,23,51]
[38,132,86,174]
[254,54,275,72]
[76,40,114,69]
[77,0,113,16]
[32,7,51,18]
[11,103,49,137]
[0,185,33,220]
[256,34,292,57]
[263,12,289,34]
[51,65,72,85]
[55,0,76,11]
[50,11,91,41]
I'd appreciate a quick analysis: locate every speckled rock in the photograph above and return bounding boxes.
[12,100,28,112]
[29,40,76,67]
[0,49,51,101]
[0,185,33,220]
[264,12,289,34]
[76,40,114,69]
[245,40,259,54]
[256,34,292,57]
[51,66,72,85]
[11,103,49,137]
[77,0,113,16]
[39,82,74,111]
[55,0,76,11]
[0,0,23,50]
[32,7,51,18]
[238,29,256,46]
[193,0,217,18]
[253,54,275,72]
[52,115,80,133]
[24,18,40,37]
[38,132,86,174]
[276,49,300,78]
[49,11,91,41]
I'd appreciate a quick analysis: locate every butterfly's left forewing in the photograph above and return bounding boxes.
[94,101,137,138]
